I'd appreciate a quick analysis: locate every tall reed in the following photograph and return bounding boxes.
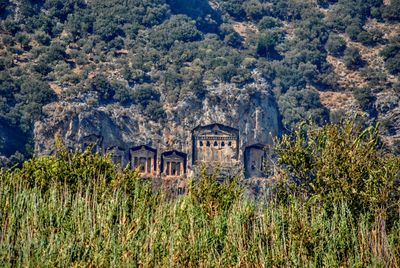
[0,169,398,267]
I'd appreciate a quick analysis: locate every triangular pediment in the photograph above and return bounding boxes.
[193,123,239,137]
[198,129,235,137]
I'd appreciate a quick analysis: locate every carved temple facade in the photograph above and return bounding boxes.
[192,123,240,168]
[79,123,269,179]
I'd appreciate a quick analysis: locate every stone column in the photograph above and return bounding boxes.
[166,161,170,176]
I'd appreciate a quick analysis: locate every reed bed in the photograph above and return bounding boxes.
[0,173,398,267]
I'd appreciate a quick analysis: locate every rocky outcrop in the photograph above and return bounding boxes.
[34,82,281,166]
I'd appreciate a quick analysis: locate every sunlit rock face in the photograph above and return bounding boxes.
[34,81,282,174]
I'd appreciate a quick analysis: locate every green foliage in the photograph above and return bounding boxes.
[317,0,338,8]
[65,9,94,40]
[256,30,283,59]
[343,47,364,70]
[380,39,400,75]
[345,23,363,41]
[325,33,346,57]
[149,15,202,49]
[224,31,243,48]
[34,31,51,45]
[242,0,265,21]
[382,0,400,22]
[258,16,282,30]
[3,17,20,34]
[357,29,384,46]
[15,32,31,50]
[0,0,397,160]
[31,60,53,76]
[189,166,242,217]
[278,88,329,129]
[353,88,377,116]
[16,76,58,130]
[275,121,400,217]
[93,17,125,42]
[144,101,166,121]
[133,86,161,108]
[220,0,246,20]
[15,148,120,191]
[88,75,117,103]
[0,145,399,266]
[44,41,67,63]
[167,0,220,32]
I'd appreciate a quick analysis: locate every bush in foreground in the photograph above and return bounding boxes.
[275,121,400,217]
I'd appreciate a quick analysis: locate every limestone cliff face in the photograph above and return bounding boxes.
[34,82,281,165]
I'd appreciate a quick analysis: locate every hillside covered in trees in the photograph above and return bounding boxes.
[1,0,400,163]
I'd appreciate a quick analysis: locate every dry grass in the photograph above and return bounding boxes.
[318,90,356,111]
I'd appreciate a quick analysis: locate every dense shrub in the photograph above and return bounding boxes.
[44,41,67,62]
[357,29,384,46]
[345,23,363,41]
[275,121,400,217]
[189,167,241,217]
[35,31,51,45]
[87,75,116,102]
[353,88,377,116]
[343,47,364,70]
[325,33,346,57]
[382,0,400,22]
[133,86,161,108]
[15,32,31,50]
[278,88,329,129]
[258,16,282,30]
[256,30,283,59]
[144,101,166,121]
[149,15,202,49]
[380,40,400,75]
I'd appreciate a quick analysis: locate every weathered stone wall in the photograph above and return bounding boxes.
[192,124,239,168]
[34,82,282,175]
[244,146,266,179]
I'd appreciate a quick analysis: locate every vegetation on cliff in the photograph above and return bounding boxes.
[1,122,399,266]
[1,0,400,162]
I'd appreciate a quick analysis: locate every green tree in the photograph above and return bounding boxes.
[243,0,264,21]
[44,42,67,63]
[224,32,243,48]
[353,88,377,117]
[258,16,282,30]
[278,88,329,129]
[275,121,400,216]
[149,15,202,49]
[345,23,363,41]
[221,0,246,20]
[256,31,282,59]
[88,75,116,102]
[325,33,346,57]
[357,29,383,46]
[35,31,51,46]
[382,0,400,22]
[133,86,161,108]
[144,101,166,121]
[343,47,364,70]
[380,40,400,75]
